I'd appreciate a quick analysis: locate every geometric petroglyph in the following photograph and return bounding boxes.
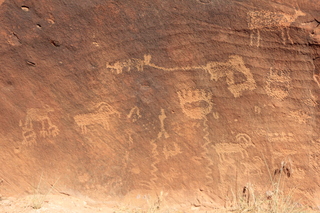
[212,112,219,119]
[214,133,254,162]
[288,110,311,124]
[265,68,291,100]
[254,106,261,114]
[177,89,213,120]
[106,54,256,98]
[204,55,257,97]
[19,105,59,145]
[73,102,120,134]
[248,9,306,47]
[267,132,294,142]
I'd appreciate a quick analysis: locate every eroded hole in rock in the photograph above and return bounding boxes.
[21,6,29,11]
[50,40,61,47]
[26,61,36,66]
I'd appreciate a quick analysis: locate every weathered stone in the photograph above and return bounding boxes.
[0,0,319,209]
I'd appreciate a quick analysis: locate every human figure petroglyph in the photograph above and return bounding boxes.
[157,109,169,139]
[20,105,59,145]
[106,55,256,97]
[265,68,291,100]
[74,102,120,134]
[248,9,306,47]
[215,133,254,162]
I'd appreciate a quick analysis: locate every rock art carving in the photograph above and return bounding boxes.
[127,106,141,122]
[204,55,257,97]
[106,55,256,97]
[19,105,59,145]
[212,112,219,120]
[248,9,306,47]
[163,143,182,160]
[265,68,291,100]
[73,102,120,134]
[177,88,214,186]
[288,110,311,124]
[313,74,320,88]
[177,89,213,120]
[267,132,294,142]
[254,106,261,114]
[215,133,254,162]
[157,109,169,139]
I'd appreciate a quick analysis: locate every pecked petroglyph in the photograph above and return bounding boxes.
[127,106,141,122]
[177,88,214,186]
[177,89,213,120]
[214,133,254,162]
[163,143,182,159]
[267,132,294,142]
[288,110,311,124]
[74,102,120,134]
[248,9,306,47]
[19,105,59,145]
[106,54,256,97]
[265,68,291,100]
[157,109,169,139]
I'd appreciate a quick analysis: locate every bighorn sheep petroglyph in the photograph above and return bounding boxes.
[248,9,306,47]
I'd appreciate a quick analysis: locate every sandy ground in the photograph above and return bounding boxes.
[0,194,218,213]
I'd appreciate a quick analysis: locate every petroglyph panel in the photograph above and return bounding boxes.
[19,105,59,145]
[247,9,306,47]
[74,102,120,134]
[265,68,292,100]
[106,54,256,97]
[177,89,213,120]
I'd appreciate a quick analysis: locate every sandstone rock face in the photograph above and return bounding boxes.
[0,0,319,208]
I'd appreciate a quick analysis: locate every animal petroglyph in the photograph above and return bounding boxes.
[267,132,294,142]
[288,110,311,124]
[74,102,120,134]
[265,68,291,100]
[157,109,169,139]
[177,89,213,120]
[163,143,182,160]
[215,133,254,162]
[248,9,306,47]
[127,106,141,122]
[20,105,59,145]
[106,54,256,97]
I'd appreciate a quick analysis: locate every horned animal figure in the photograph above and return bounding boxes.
[248,9,306,47]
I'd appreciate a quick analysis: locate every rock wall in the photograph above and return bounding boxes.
[0,0,319,208]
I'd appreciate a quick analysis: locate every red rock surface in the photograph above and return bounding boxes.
[0,0,319,209]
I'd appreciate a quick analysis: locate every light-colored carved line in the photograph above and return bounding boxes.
[202,117,214,186]
[150,139,159,187]
[163,143,182,160]
[127,106,141,122]
[157,109,169,139]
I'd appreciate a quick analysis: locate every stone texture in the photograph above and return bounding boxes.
[0,0,319,209]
